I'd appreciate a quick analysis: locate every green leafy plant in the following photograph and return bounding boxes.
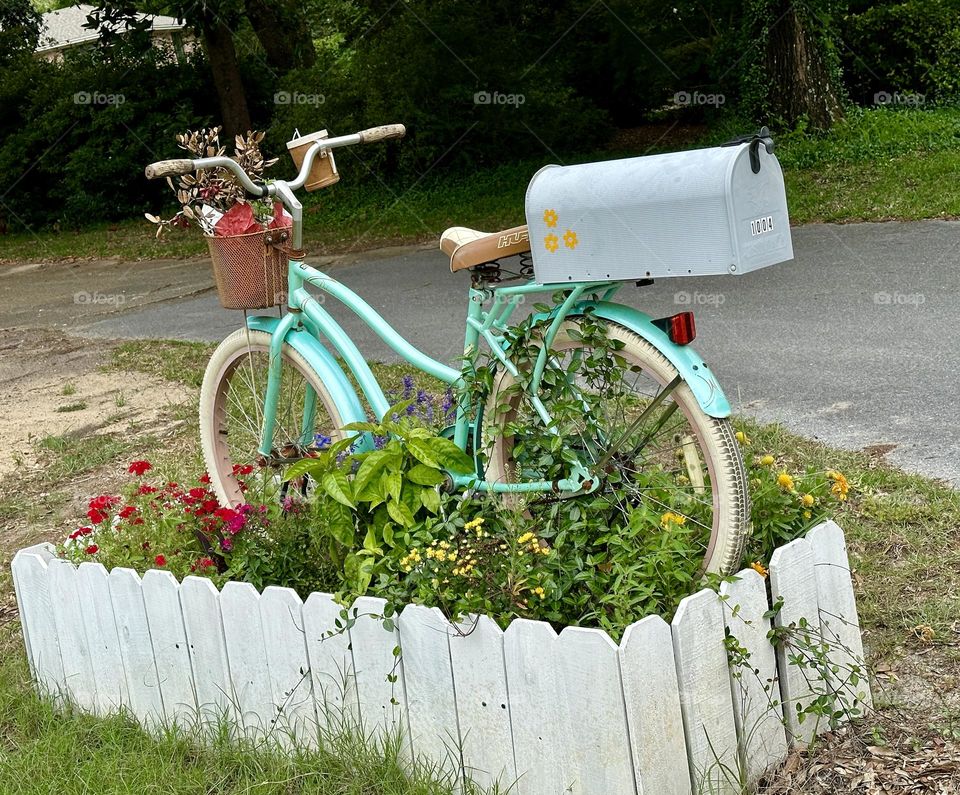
[284,401,475,597]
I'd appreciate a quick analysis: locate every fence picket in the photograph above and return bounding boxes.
[48,558,97,712]
[348,596,406,740]
[768,537,826,745]
[77,561,128,715]
[619,615,690,795]
[260,586,318,745]
[142,570,197,727]
[180,576,234,727]
[220,581,275,738]
[302,591,359,731]
[503,619,569,795]
[109,567,164,727]
[398,605,462,775]
[556,627,637,794]
[720,569,787,785]
[672,588,739,794]
[11,545,63,695]
[449,615,516,790]
[807,521,873,715]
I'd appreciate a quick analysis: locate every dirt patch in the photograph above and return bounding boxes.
[0,328,188,479]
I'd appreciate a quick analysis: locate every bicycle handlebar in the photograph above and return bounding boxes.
[144,123,406,192]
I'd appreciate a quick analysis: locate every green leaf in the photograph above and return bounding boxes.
[341,421,380,433]
[363,525,383,555]
[324,502,355,547]
[354,450,393,495]
[382,523,395,547]
[382,469,402,503]
[407,463,445,486]
[421,486,440,514]
[322,470,355,508]
[386,498,415,528]
[406,437,440,468]
[283,457,324,482]
[426,436,475,474]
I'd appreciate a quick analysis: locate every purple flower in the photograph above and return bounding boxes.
[442,389,456,419]
[314,433,332,450]
[220,537,233,552]
[374,434,388,450]
[402,374,415,399]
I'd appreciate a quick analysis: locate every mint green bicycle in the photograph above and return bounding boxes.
[146,124,749,574]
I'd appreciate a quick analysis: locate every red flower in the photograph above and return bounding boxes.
[118,505,137,519]
[132,517,144,525]
[154,554,167,567]
[231,463,254,476]
[85,544,99,555]
[137,484,158,495]
[188,487,208,500]
[87,509,107,525]
[220,537,233,552]
[141,541,151,550]
[191,556,216,572]
[199,499,220,515]
[199,473,211,484]
[78,526,93,536]
[89,495,120,510]
[128,460,152,476]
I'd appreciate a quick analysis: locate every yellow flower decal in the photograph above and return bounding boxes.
[543,208,558,228]
[544,233,559,253]
[563,229,578,249]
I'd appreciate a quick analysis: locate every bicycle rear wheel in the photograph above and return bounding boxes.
[200,328,346,507]
[482,317,750,575]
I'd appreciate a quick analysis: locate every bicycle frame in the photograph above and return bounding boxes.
[254,256,621,494]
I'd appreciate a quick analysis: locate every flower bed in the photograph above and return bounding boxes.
[13,521,870,795]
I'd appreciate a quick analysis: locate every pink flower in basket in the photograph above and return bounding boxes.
[214,203,262,237]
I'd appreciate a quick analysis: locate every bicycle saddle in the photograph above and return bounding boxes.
[440,225,530,272]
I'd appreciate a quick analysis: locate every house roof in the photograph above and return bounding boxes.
[36,3,186,53]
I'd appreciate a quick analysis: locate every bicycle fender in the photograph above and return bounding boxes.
[575,302,731,418]
[245,316,372,446]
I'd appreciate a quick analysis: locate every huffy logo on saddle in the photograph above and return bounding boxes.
[497,230,529,249]
[473,91,525,106]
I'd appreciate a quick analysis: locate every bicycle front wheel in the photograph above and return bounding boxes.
[482,318,750,575]
[200,328,347,507]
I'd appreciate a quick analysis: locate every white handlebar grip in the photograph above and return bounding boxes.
[145,159,195,179]
[357,124,406,144]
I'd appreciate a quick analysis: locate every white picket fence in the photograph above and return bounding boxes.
[11,520,871,794]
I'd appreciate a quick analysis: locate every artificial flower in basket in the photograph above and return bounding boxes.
[145,127,294,310]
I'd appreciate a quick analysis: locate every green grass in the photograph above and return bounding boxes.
[35,433,140,482]
[54,401,88,413]
[6,107,960,265]
[0,630,479,795]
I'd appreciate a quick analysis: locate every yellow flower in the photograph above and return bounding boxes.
[801,493,815,507]
[827,470,849,501]
[464,517,484,532]
[735,430,750,445]
[543,208,558,228]
[563,229,578,249]
[446,551,458,562]
[776,472,795,492]
[803,510,812,520]
[532,586,545,598]
[759,455,775,466]
[749,561,768,578]
[544,233,559,253]
[517,532,535,545]
[660,511,687,528]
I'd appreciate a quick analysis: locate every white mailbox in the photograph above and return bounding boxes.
[524,139,793,284]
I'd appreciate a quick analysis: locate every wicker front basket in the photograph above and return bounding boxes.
[206,230,288,310]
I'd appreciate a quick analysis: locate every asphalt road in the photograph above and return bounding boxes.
[2,220,957,484]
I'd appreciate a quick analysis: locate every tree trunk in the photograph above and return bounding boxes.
[244,0,316,73]
[765,2,843,130]
[200,19,251,138]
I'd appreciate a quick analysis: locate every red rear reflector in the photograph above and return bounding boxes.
[668,312,696,345]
